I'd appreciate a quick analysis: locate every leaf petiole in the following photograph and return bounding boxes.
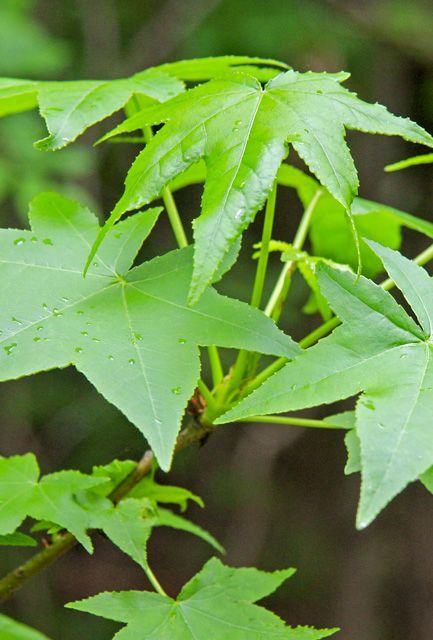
[144,564,168,596]
[236,415,350,428]
[265,188,323,321]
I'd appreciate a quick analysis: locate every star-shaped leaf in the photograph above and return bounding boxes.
[97,69,433,303]
[68,557,337,639]
[0,454,221,560]
[0,192,297,469]
[220,242,433,527]
[0,454,105,551]
[0,71,184,150]
[0,56,286,148]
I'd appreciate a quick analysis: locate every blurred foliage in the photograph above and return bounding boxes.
[0,0,94,226]
[0,1,433,639]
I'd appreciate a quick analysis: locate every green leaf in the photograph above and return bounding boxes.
[154,56,289,81]
[278,165,433,277]
[28,470,104,552]
[420,466,433,494]
[68,557,337,639]
[0,614,51,640]
[0,57,289,150]
[150,507,223,553]
[385,153,433,171]
[220,243,433,528]
[92,497,153,569]
[0,454,39,534]
[100,70,433,302]
[0,454,104,551]
[0,71,184,150]
[344,429,361,476]
[91,460,204,509]
[0,454,219,561]
[0,79,38,117]
[129,476,203,510]
[0,532,36,547]
[0,192,296,469]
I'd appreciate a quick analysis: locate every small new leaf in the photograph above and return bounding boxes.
[100,69,433,302]
[220,242,433,528]
[68,557,337,639]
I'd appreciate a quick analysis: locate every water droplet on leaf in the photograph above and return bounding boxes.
[4,343,17,355]
[13,238,26,246]
[171,386,182,395]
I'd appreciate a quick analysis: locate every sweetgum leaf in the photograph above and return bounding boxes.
[0,57,288,148]
[278,165,433,277]
[0,192,297,469]
[99,69,433,302]
[154,55,289,81]
[0,454,39,534]
[68,557,337,639]
[0,454,220,560]
[220,243,433,527]
[0,71,183,150]
[0,79,38,117]
[0,614,51,640]
[385,153,433,171]
[0,454,105,551]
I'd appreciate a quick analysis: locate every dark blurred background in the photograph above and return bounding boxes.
[1,1,433,638]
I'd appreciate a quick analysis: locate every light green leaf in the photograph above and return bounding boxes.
[0,79,38,117]
[68,557,337,639]
[0,532,36,547]
[344,430,361,476]
[93,498,153,569]
[150,508,223,553]
[385,153,433,171]
[89,496,221,569]
[100,70,432,303]
[0,454,217,562]
[0,455,104,551]
[0,454,39,534]
[220,243,433,527]
[420,466,433,493]
[129,476,203,510]
[0,192,296,469]
[154,56,289,81]
[0,614,51,640]
[0,71,183,150]
[28,470,104,552]
[91,459,137,494]
[278,164,433,277]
